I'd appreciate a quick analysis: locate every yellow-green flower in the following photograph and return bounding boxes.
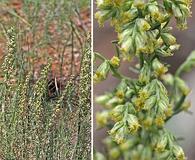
[96,111,110,127]
[110,56,120,68]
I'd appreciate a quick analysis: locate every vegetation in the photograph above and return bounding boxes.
[94,0,193,159]
[0,1,90,159]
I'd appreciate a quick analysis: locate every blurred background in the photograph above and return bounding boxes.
[93,2,195,159]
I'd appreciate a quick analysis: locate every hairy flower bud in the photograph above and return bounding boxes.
[94,61,110,83]
[173,145,186,160]
[152,58,168,77]
[96,111,110,127]
[175,77,191,96]
[161,33,177,46]
[110,56,120,68]
[111,105,125,121]
[126,114,140,134]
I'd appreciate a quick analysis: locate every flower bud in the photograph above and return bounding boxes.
[118,27,133,43]
[94,61,110,83]
[94,152,106,160]
[110,105,125,121]
[120,140,134,151]
[139,63,151,84]
[143,96,156,110]
[155,136,168,152]
[152,58,168,77]
[173,145,186,160]
[95,93,113,106]
[133,0,145,9]
[169,44,180,51]
[120,36,134,54]
[137,18,151,31]
[154,115,165,127]
[175,77,191,96]
[181,101,191,111]
[134,97,145,111]
[109,147,120,159]
[161,73,174,85]
[106,97,122,108]
[147,4,164,22]
[126,114,140,134]
[110,56,120,68]
[95,10,113,26]
[161,33,176,45]
[142,117,153,129]
[125,88,134,99]
[110,122,128,144]
[164,105,173,117]
[96,111,109,127]
[135,33,147,54]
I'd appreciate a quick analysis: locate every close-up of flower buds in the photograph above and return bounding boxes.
[94,0,195,160]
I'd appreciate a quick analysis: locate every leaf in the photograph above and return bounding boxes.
[176,51,195,76]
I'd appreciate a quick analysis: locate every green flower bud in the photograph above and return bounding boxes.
[95,93,113,106]
[118,27,133,43]
[111,105,125,121]
[119,140,134,151]
[181,101,191,111]
[147,3,164,22]
[173,145,186,160]
[94,61,110,83]
[135,32,152,54]
[106,96,122,108]
[161,73,174,86]
[110,122,128,144]
[109,147,120,159]
[161,33,176,45]
[133,0,145,9]
[155,136,168,152]
[175,77,190,96]
[158,101,168,113]
[125,88,134,99]
[127,8,138,21]
[126,114,140,134]
[120,36,134,54]
[143,96,156,110]
[137,18,151,31]
[169,44,180,51]
[94,152,106,160]
[96,111,109,127]
[142,117,153,129]
[152,58,168,77]
[139,63,151,84]
[115,79,127,99]
[164,105,173,118]
[154,115,165,127]
[103,137,115,149]
[95,10,113,26]
[110,56,120,68]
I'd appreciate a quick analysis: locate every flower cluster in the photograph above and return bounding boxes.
[94,0,193,159]
[95,0,191,60]
[1,27,17,82]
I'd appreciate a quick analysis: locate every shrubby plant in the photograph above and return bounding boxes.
[94,0,193,159]
[0,27,91,160]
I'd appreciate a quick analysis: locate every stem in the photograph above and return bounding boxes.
[94,52,106,61]
[139,53,144,68]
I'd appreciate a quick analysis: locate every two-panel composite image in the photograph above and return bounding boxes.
[0,0,195,160]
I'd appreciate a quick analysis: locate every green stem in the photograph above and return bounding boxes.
[94,52,106,61]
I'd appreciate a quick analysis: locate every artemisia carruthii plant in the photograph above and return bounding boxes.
[94,0,193,160]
